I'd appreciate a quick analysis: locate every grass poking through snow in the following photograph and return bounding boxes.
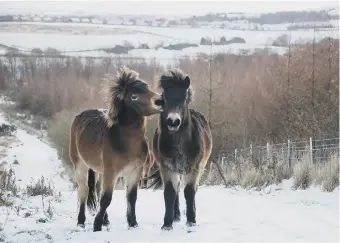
[0,169,18,206]
[25,176,54,197]
[205,152,339,192]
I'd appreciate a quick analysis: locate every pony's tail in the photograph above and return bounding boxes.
[146,170,163,190]
[87,168,97,212]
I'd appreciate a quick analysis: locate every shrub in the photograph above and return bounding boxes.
[314,154,339,192]
[123,41,135,51]
[47,110,76,171]
[44,48,61,56]
[103,45,129,54]
[26,176,54,197]
[200,37,212,45]
[155,42,164,50]
[0,169,18,206]
[227,37,246,44]
[15,86,53,117]
[138,43,150,49]
[220,36,227,45]
[272,34,289,47]
[0,123,16,137]
[292,156,312,190]
[31,48,43,55]
[275,160,292,183]
[163,43,198,50]
[321,155,339,192]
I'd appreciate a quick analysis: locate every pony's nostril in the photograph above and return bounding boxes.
[167,118,181,127]
[154,98,164,106]
[166,118,173,126]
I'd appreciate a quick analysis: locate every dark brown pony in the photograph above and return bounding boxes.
[69,66,162,232]
[149,69,213,232]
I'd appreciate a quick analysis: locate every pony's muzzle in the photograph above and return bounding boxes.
[153,95,164,107]
[151,95,163,112]
[166,113,181,132]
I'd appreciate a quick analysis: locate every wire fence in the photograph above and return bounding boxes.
[220,136,339,169]
[202,136,339,185]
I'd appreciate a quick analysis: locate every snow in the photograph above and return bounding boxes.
[3,129,70,192]
[0,22,338,56]
[0,108,339,242]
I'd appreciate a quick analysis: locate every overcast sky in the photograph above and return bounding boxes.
[0,0,338,16]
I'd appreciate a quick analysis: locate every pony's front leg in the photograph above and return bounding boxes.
[161,168,180,231]
[93,170,116,232]
[174,191,181,222]
[184,171,200,232]
[125,165,143,228]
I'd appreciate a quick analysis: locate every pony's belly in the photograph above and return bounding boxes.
[164,156,195,174]
[78,148,104,173]
[117,160,143,178]
[83,162,103,174]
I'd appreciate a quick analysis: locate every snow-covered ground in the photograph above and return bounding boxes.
[0,110,339,242]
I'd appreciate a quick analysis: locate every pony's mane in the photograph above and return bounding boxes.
[158,68,193,103]
[101,66,139,127]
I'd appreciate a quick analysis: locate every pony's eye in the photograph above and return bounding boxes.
[131,94,139,101]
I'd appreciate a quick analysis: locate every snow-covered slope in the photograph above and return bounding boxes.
[0,111,339,242]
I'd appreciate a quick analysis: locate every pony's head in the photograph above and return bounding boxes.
[103,66,163,127]
[158,68,193,133]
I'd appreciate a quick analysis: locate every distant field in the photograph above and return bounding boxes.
[0,21,338,62]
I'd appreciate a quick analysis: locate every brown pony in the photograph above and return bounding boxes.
[148,69,213,233]
[69,66,163,232]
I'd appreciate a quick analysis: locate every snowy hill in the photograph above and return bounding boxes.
[0,107,339,242]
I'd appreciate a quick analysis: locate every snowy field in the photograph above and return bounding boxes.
[0,21,338,61]
[0,104,339,242]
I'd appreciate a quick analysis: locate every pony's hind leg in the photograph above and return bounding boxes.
[95,173,110,226]
[75,162,89,228]
[161,168,180,231]
[93,170,116,232]
[141,162,151,189]
[125,165,143,228]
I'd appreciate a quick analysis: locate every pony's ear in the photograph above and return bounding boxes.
[182,75,190,89]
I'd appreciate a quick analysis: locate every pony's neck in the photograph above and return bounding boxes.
[118,106,145,129]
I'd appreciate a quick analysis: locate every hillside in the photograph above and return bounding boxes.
[0,97,338,242]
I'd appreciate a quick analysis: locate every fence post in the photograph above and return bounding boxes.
[221,156,225,173]
[267,142,273,165]
[266,142,269,161]
[310,137,313,164]
[250,142,253,161]
[287,139,291,170]
[207,161,213,182]
[234,149,238,164]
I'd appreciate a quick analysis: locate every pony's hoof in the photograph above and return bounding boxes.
[93,224,102,232]
[174,215,181,222]
[103,220,110,226]
[128,223,139,230]
[186,222,196,233]
[77,223,85,228]
[161,225,173,231]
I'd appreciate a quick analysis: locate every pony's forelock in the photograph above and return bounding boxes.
[101,66,140,127]
[158,68,194,103]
